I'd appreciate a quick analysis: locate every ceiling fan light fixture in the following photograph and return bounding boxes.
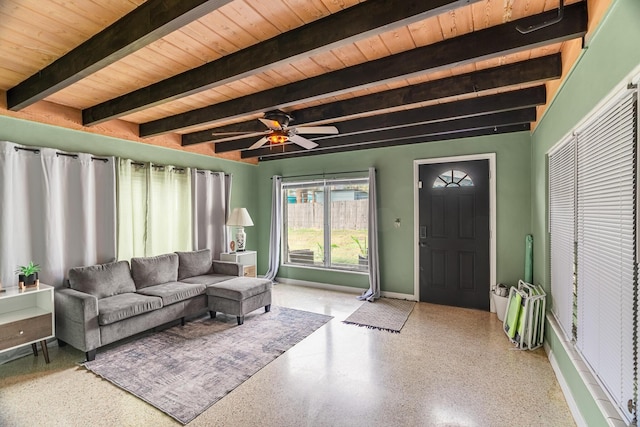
[267,131,288,144]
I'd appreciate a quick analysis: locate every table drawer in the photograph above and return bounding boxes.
[0,313,52,351]
[243,265,256,277]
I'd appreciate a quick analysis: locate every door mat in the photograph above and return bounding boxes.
[343,298,415,333]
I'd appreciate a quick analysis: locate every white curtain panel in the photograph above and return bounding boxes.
[263,176,282,281]
[116,159,149,261]
[117,160,192,259]
[192,170,228,258]
[147,164,192,256]
[358,167,380,302]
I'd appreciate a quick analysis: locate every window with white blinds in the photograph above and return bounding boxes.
[549,136,576,341]
[576,89,637,422]
[548,86,638,422]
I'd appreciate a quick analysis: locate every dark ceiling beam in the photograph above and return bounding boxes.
[186,54,559,147]
[7,0,233,111]
[82,0,481,125]
[213,85,546,152]
[142,2,587,137]
[211,56,556,153]
[242,108,537,159]
[258,124,531,161]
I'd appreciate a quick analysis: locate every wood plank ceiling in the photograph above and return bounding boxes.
[0,0,590,162]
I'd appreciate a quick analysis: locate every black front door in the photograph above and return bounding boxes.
[419,160,490,310]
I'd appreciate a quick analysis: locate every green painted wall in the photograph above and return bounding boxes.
[256,131,532,295]
[0,115,260,248]
[531,0,640,424]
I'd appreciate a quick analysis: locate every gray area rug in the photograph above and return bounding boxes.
[344,298,415,333]
[84,306,332,424]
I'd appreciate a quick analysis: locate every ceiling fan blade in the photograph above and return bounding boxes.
[289,134,318,150]
[294,126,339,135]
[248,136,269,150]
[259,118,283,131]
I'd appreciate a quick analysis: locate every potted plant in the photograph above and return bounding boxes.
[16,261,41,287]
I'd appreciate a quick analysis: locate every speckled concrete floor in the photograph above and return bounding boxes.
[0,284,574,427]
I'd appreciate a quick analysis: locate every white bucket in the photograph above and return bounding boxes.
[493,292,509,322]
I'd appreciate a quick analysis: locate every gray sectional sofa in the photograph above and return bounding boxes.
[55,249,245,361]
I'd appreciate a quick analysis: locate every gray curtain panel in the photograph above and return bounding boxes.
[263,176,282,282]
[192,170,228,259]
[0,141,116,289]
[224,173,233,254]
[0,141,116,363]
[358,167,380,301]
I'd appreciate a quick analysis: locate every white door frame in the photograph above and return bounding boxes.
[413,153,497,312]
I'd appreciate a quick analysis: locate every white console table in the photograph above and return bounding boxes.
[220,250,257,277]
[0,283,55,363]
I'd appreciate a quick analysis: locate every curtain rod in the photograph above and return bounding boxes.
[130,162,229,176]
[14,146,109,162]
[273,169,371,180]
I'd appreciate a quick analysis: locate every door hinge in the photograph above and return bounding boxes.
[418,180,423,189]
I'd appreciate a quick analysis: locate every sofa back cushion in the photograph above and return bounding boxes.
[176,249,212,280]
[131,253,178,289]
[68,260,136,299]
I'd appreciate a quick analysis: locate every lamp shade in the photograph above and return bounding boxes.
[226,208,254,227]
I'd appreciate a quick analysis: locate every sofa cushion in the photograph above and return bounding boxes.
[176,249,212,280]
[97,293,163,326]
[206,277,272,301]
[68,260,136,299]
[131,253,178,289]
[180,274,237,286]
[137,281,206,306]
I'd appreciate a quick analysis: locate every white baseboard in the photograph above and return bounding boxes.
[274,277,416,301]
[380,290,417,301]
[545,342,588,427]
[274,277,363,294]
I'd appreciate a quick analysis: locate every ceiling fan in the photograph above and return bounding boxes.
[211,110,338,150]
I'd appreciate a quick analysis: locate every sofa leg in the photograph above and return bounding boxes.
[57,339,67,347]
[86,350,96,362]
[265,304,271,313]
[181,317,185,326]
[210,311,216,319]
[237,316,244,325]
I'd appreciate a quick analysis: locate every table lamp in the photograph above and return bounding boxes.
[226,208,254,251]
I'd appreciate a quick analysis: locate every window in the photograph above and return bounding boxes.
[548,87,637,423]
[433,169,474,188]
[282,177,368,271]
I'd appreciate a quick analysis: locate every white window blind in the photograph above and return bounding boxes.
[576,89,637,422]
[549,135,576,341]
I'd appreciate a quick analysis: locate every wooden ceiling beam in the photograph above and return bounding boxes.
[142,2,587,137]
[242,108,536,159]
[7,0,234,111]
[82,0,480,126]
[256,124,531,161]
[213,85,545,152]
[186,54,559,147]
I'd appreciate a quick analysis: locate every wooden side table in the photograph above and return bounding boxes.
[220,250,257,277]
[0,283,55,363]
